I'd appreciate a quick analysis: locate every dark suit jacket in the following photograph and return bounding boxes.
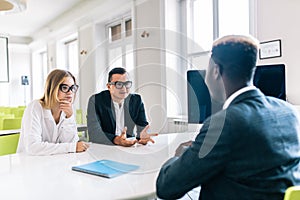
[87,90,148,144]
[156,89,300,200]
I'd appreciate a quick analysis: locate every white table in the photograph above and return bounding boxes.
[0,132,197,200]
[0,129,20,136]
[0,125,87,136]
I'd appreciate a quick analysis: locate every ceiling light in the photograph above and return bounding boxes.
[0,0,26,14]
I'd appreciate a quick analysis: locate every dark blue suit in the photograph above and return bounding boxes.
[156,89,300,200]
[87,90,148,144]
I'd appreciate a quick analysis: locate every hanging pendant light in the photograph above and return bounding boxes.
[0,0,26,14]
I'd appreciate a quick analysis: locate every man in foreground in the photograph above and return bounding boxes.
[156,35,300,199]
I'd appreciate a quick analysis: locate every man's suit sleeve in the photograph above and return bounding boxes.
[156,112,232,199]
[87,95,115,144]
[134,95,149,137]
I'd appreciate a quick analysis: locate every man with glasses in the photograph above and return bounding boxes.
[87,67,157,147]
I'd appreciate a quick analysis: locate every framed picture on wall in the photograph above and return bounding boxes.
[259,39,282,59]
[0,36,9,82]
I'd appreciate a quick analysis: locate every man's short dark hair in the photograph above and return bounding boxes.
[108,67,127,82]
[211,35,258,82]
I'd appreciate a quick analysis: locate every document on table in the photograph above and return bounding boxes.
[72,159,139,178]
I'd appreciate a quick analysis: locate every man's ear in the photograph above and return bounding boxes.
[107,83,111,89]
[213,63,222,80]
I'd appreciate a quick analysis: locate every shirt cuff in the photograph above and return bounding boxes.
[69,142,77,153]
[64,114,75,121]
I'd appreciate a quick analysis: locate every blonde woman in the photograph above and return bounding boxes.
[17,69,89,155]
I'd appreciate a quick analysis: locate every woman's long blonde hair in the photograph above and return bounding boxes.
[40,69,77,109]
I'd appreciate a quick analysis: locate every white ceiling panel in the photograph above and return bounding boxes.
[0,0,84,37]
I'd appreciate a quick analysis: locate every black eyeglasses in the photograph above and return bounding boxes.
[109,81,132,89]
[59,84,79,93]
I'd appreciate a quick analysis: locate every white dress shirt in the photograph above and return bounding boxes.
[17,99,79,155]
[223,86,256,109]
[113,101,125,136]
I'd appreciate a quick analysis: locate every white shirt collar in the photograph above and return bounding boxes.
[112,100,124,109]
[223,86,256,109]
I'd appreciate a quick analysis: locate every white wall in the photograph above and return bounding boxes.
[165,0,188,117]
[257,0,300,105]
[0,44,31,106]
[3,0,300,122]
[134,0,168,133]
[78,24,97,122]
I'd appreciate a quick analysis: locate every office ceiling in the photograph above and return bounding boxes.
[0,0,84,38]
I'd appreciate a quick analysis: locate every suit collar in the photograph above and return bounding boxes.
[227,88,264,108]
[223,86,256,109]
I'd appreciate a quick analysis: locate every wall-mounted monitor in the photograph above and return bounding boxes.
[187,64,286,124]
[253,64,286,101]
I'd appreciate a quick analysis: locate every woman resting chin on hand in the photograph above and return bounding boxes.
[17,69,89,156]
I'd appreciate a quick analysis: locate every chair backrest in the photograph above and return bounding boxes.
[2,118,22,130]
[0,133,20,156]
[0,115,15,130]
[284,186,300,200]
[76,109,83,124]
[0,107,12,114]
[10,107,25,118]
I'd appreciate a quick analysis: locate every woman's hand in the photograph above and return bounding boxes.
[59,99,73,118]
[76,141,90,152]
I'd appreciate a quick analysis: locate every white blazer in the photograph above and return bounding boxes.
[17,99,79,155]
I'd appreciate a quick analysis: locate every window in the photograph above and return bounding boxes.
[0,37,9,82]
[188,0,251,55]
[106,16,133,80]
[31,49,47,99]
[57,33,79,77]
[190,0,214,51]
[108,19,132,42]
[165,0,254,118]
[186,0,252,73]
[55,33,80,109]
[41,51,48,86]
[110,24,122,41]
[218,0,249,37]
[125,19,132,37]
[65,38,79,76]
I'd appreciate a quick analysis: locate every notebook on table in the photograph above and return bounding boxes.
[72,159,139,178]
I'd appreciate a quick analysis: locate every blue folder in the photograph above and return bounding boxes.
[72,159,139,178]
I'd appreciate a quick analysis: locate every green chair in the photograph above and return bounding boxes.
[0,115,15,130]
[76,109,84,138]
[0,133,20,156]
[10,107,25,118]
[76,109,83,124]
[76,109,88,140]
[0,107,12,115]
[2,118,22,130]
[284,186,300,200]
